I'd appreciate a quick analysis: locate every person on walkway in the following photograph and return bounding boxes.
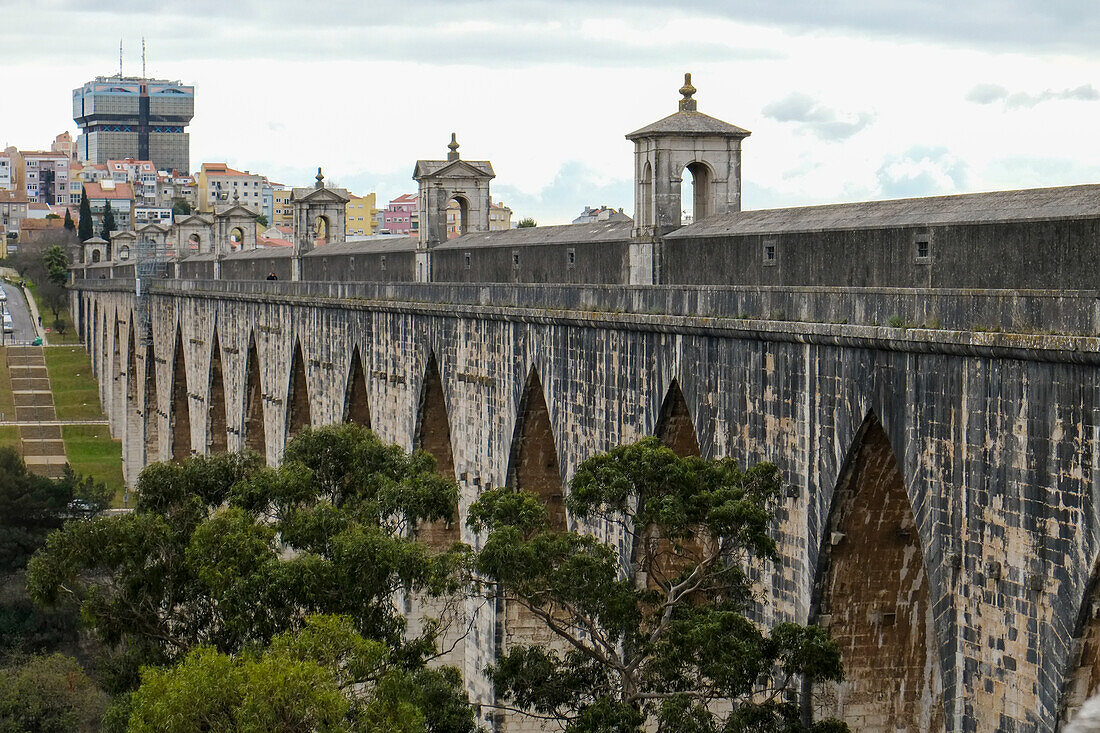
[266,272,278,281]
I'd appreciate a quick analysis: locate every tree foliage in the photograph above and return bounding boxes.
[27,425,476,729]
[63,208,75,232]
[0,653,108,732]
[78,189,93,242]
[0,448,110,576]
[170,198,192,216]
[43,245,69,287]
[467,437,845,732]
[516,217,536,228]
[101,201,116,242]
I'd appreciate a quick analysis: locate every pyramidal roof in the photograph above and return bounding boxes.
[626,73,751,140]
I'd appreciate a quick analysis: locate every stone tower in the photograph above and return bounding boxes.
[626,73,751,239]
[413,134,495,282]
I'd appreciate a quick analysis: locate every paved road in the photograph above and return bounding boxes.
[0,282,37,345]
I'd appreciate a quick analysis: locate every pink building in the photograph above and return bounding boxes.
[382,193,418,236]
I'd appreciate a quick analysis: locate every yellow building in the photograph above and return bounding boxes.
[446,197,512,238]
[273,189,293,227]
[196,162,266,213]
[345,192,379,236]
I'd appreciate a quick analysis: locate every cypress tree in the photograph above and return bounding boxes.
[77,188,93,242]
[63,208,74,232]
[100,201,115,243]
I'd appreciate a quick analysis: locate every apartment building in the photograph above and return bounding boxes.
[381,193,417,236]
[346,193,379,236]
[196,163,266,213]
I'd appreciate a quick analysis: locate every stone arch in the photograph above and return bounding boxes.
[811,411,944,731]
[314,215,330,247]
[188,232,201,253]
[343,346,371,427]
[91,301,98,375]
[414,352,459,548]
[143,342,159,462]
[1058,558,1100,726]
[91,249,101,263]
[286,340,311,443]
[507,367,565,531]
[229,227,244,251]
[111,316,123,434]
[169,327,191,462]
[449,194,470,238]
[243,334,266,459]
[680,160,713,224]
[655,378,700,458]
[207,328,228,455]
[639,161,653,228]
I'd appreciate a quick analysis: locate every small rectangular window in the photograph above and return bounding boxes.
[567,249,576,267]
[914,233,932,264]
[512,251,520,268]
[762,238,777,267]
[464,252,471,269]
[380,255,386,271]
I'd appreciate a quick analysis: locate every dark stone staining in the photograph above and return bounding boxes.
[127,328,137,402]
[244,337,265,457]
[207,331,228,454]
[286,341,311,441]
[143,342,158,461]
[344,347,371,427]
[510,369,565,531]
[415,353,459,549]
[815,413,944,731]
[112,322,122,410]
[170,330,191,462]
[656,379,701,458]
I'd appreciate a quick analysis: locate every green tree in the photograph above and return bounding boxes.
[43,244,69,286]
[63,208,75,232]
[100,200,116,243]
[0,654,108,732]
[256,214,269,227]
[517,217,536,228]
[171,198,192,216]
[128,614,471,733]
[77,188,94,242]
[467,437,846,732]
[44,213,60,220]
[0,449,110,577]
[28,426,475,728]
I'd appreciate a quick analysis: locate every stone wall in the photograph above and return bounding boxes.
[72,278,1100,731]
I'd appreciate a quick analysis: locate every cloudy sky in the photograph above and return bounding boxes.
[3,0,1098,224]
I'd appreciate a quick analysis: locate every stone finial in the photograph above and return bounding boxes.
[233,187,240,204]
[679,72,697,112]
[315,167,325,188]
[447,132,460,162]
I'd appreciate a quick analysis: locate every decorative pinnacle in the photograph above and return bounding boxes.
[679,72,697,112]
[233,188,239,203]
[315,167,325,188]
[447,132,460,162]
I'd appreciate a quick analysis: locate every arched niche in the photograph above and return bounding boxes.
[169,328,191,462]
[207,330,228,455]
[244,334,266,459]
[285,340,311,442]
[414,352,459,548]
[655,378,700,458]
[507,368,565,531]
[343,346,371,427]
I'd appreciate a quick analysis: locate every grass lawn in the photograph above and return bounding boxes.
[43,346,104,420]
[25,280,80,345]
[61,425,125,506]
[0,347,14,421]
[0,425,19,451]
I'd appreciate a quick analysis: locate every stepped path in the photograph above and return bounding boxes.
[5,346,68,477]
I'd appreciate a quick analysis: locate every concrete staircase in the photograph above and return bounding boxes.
[5,346,67,478]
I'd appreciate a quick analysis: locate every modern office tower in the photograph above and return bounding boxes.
[73,76,195,174]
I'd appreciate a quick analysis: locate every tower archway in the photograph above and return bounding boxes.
[414,352,458,548]
[1059,560,1100,726]
[812,412,944,730]
[343,346,371,427]
[507,368,564,531]
[207,330,228,454]
[170,329,191,462]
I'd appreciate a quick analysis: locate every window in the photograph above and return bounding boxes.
[914,233,931,264]
[567,249,576,267]
[512,251,520,268]
[762,239,777,266]
[464,252,471,269]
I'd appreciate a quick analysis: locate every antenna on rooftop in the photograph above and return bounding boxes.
[118,38,123,79]
[142,37,146,78]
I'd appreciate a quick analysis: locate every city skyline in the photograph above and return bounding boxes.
[2,1,1098,224]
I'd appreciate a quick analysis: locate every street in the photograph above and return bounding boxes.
[0,281,38,346]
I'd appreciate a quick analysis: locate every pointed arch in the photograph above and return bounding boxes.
[169,328,191,462]
[343,346,371,427]
[655,379,700,458]
[111,316,123,432]
[508,368,565,531]
[243,333,266,459]
[1058,560,1100,726]
[143,342,159,462]
[126,322,138,402]
[286,340,311,442]
[812,411,944,730]
[207,329,228,454]
[414,352,458,548]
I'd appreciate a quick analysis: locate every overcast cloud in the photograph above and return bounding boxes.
[1,1,1098,223]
